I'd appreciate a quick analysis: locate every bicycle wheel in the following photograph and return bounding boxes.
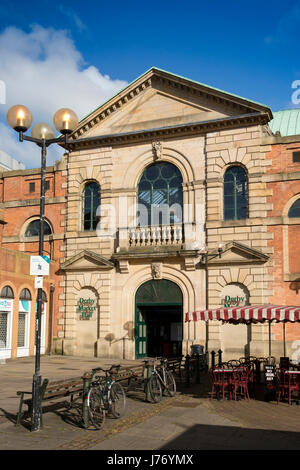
[108,382,126,418]
[149,374,162,403]
[164,370,176,397]
[87,387,106,429]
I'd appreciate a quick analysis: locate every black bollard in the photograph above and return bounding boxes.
[196,354,200,384]
[211,350,216,369]
[218,349,223,366]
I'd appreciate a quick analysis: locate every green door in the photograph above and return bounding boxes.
[135,307,147,359]
[135,279,183,359]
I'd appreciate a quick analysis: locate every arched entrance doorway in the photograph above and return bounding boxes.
[135,279,183,359]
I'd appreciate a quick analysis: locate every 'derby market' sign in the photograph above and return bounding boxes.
[222,295,245,308]
[77,297,96,320]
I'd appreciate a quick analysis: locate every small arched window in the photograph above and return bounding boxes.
[288,199,300,218]
[83,182,100,231]
[35,290,47,303]
[224,166,248,220]
[19,289,32,301]
[0,286,14,298]
[25,220,52,237]
[42,290,47,303]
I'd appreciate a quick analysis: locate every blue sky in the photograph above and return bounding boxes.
[0,0,300,167]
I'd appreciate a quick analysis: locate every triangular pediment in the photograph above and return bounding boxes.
[70,68,272,141]
[204,241,269,265]
[60,250,115,271]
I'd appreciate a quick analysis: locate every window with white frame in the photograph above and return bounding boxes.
[0,286,14,354]
[18,289,31,352]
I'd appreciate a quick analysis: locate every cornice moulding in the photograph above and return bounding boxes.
[62,113,269,152]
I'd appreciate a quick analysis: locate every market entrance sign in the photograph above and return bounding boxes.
[222,295,245,308]
[77,297,96,320]
[221,283,249,308]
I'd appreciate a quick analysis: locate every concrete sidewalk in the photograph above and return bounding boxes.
[1,355,300,450]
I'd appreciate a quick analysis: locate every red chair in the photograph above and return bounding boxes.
[277,370,300,405]
[210,367,232,401]
[227,360,240,368]
[232,366,250,401]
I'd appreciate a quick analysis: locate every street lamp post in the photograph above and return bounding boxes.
[202,245,223,355]
[7,105,78,432]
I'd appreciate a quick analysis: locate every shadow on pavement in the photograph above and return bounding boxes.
[158,422,300,450]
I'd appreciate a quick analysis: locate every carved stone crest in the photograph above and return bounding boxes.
[152,141,163,160]
[151,262,162,279]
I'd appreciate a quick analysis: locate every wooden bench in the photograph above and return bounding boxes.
[16,376,83,426]
[114,363,149,387]
[166,356,183,379]
[112,361,156,400]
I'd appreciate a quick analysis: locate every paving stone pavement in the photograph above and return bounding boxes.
[1,355,300,451]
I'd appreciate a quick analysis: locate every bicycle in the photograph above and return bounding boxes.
[149,357,176,403]
[86,365,126,429]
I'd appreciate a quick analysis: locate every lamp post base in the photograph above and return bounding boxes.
[31,373,41,432]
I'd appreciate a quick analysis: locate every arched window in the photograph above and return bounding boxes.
[224,166,248,220]
[25,220,52,237]
[35,290,47,304]
[20,289,32,300]
[137,162,183,226]
[288,199,300,218]
[83,182,100,231]
[42,290,47,303]
[0,286,14,351]
[0,286,14,298]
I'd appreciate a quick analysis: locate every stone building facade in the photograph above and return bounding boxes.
[55,67,281,361]
[2,69,300,362]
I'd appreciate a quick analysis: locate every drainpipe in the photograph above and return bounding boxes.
[49,283,55,354]
[204,133,209,355]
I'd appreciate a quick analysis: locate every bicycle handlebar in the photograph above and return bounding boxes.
[91,365,120,375]
[142,357,168,366]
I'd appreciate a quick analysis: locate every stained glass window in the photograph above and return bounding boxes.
[224,166,248,220]
[138,163,183,225]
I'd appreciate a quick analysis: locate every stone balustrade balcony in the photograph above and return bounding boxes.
[114,222,201,272]
[128,224,184,249]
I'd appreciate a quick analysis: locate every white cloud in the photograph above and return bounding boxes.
[0,25,127,168]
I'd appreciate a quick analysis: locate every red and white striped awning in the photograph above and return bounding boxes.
[185,305,300,323]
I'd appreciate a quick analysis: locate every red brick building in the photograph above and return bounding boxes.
[0,158,66,359]
[265,110,300,349]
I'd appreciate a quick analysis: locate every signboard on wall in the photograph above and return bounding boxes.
[221,283,249,308]
[0,299,13,311]
[77,297,96,320]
